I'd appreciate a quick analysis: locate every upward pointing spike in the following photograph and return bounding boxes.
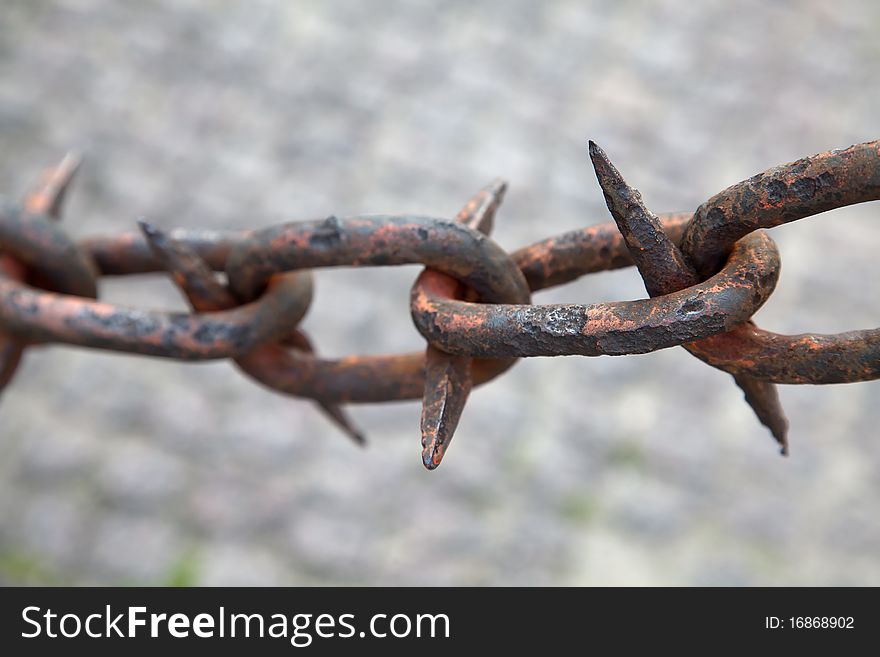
[455,178,507,235]
[25,152,82,219]
[589,140,699,295]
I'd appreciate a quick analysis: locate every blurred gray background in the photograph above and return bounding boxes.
[0,0,878,585]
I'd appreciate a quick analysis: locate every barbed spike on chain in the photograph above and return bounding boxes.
[138,220,366,446]
[419,179,507,469]
[24,152,82,219]
[588,142,697,294]
[588,140,789,454]
[1,153,83,397]
[281,330,366,446]
[732,374,788,455]
[137,220,234,309]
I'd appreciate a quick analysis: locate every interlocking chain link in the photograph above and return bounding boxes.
[1,140,878,469]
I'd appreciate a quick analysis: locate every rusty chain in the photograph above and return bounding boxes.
[1,141,878,469]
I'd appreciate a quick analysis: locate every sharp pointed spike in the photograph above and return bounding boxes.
[420,345,473,470]
[456,178,508,236]
[732,374,789,456]
[285,329,366,447]
[25,152,83,219]
[408,180,499,468]
[589,140,698,295]
[137,219,162,241]
[414,180,502,468]
[139,220,234,309]
[316,400,367,447]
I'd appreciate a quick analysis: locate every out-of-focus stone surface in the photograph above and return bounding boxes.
[0,0,878,585]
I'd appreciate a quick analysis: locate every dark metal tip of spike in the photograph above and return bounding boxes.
[336,424,367,448]
[588,141,634,212]
[422,447,440,471]
[332,419,367,448]
[587,140,625,191]
[732,373,789,458]
[316,400,368,448]
[138,220,177,258]
[420,427,447,470]
[420,423,446,471]
[137,218,161,238]
[773,427,790,457]
[587,141,613,169]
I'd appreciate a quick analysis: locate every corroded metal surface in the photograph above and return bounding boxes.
[0,155,85,395]
[0,201,97,298]
[82,229,244,276]
[685,325,880,384]
[677,141,880,388]
[511,213,692,291]
[682,141,880,276]
[0,141,878,470]
[411,230,780,358]
[223,214,531,304]
[0,274,313,359]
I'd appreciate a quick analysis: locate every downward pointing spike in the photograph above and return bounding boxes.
[283,330,366,447]
[421,346,473,469]
[418,179,508,470]
[733,373,789,455]
[589,140,789,455]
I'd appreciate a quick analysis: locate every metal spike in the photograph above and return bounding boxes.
[421,346,473,469]
[139,220,234,310]
[589,140,789,454]
[418,180,508,469]
[733,373,789,455]
[455,178,507,235]
[588,141,698,294]
[24,152,82,219]
[283,329,366,446]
